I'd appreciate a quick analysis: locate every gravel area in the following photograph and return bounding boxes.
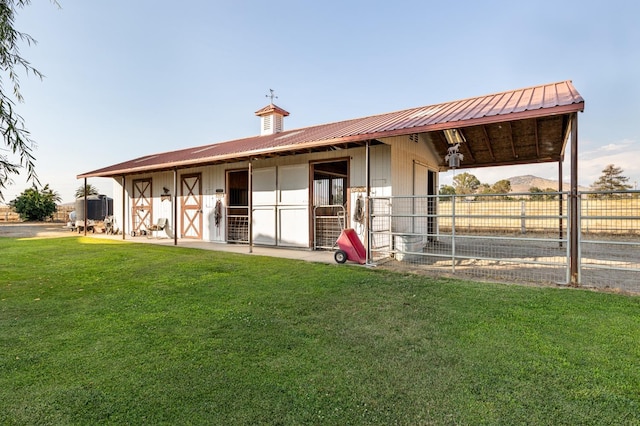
[0,222,76,238]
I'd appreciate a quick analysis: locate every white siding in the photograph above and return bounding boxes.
[382,134,440,197]
[109,143,393,247]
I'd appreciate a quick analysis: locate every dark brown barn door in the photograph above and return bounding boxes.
[132,178,152,235]
[180,173,203,239]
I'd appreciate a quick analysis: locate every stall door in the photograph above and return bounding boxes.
[132,178,152,235]
[181,173,203,239]
[252,167,277,245]
[277,164,308,247]
[250,165,309,247]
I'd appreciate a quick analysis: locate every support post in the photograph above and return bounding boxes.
[365,140,371,264]
[173,168,178,246]
[248,160,253,254]
[121,175,126,240]
[569,113,579,285]
[83,177,88,236]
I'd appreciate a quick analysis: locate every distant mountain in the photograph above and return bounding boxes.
[505,175,588,193]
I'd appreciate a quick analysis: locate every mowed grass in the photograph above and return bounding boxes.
[1,237,639,425]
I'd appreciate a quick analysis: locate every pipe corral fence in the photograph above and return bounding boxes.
[368,191,640,294]
[0,204,75,223]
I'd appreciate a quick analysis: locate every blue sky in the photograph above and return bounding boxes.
[3,0,639,203]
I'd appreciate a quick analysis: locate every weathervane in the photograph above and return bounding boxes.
[265,89,278,103]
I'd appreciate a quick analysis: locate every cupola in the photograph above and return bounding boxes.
[255,103,290,136]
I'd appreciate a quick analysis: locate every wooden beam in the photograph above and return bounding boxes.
[507,122,518,159]
[459,128,475,162]
[481,125,496,161]
[534,118,540,157]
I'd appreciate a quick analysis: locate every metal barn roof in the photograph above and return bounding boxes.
[78,80,584,178]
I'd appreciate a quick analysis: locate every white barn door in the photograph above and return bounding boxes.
[251,165,309,247]
[277,164,308,247]
[252,167,277,245]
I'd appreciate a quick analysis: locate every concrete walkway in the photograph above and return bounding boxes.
[0,222,360,266]
[88,232,338,264]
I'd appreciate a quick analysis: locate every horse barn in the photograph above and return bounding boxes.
[78,80,640,292]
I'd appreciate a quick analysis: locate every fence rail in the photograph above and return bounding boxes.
[369,191,640,293]
[0,205,74,223]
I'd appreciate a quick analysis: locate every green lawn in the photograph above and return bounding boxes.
[1,237,639,425]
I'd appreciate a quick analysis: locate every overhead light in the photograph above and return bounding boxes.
[443,128,466,145]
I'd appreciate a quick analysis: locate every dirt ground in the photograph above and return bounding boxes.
[0,222,77,238]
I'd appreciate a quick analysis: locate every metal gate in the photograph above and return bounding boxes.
[313,205,346,249]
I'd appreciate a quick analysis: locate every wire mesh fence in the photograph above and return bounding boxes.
[369,191,640,293]
[579,191,640,292]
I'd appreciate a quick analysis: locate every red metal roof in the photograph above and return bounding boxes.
[78,80,584,178]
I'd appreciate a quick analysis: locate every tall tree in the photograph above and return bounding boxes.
[591,164,632,194]
[75,183,99,199]
[0,0,57,200]
[452,172,480,195]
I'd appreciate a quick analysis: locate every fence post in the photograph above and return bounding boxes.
[520,200,526,234]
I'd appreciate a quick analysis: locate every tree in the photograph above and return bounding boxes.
[477,183,492,194]
[529,186,544,201]
[75,183,99,198]
[439,184,456,196]
[489,179,512,200]
[0,1,58,200]
[591,164,632,193]
[491,179,511,194]
[10,184,61,221]
[543,187,558,201]
[452,172,480,195]
[530,186,558,201]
